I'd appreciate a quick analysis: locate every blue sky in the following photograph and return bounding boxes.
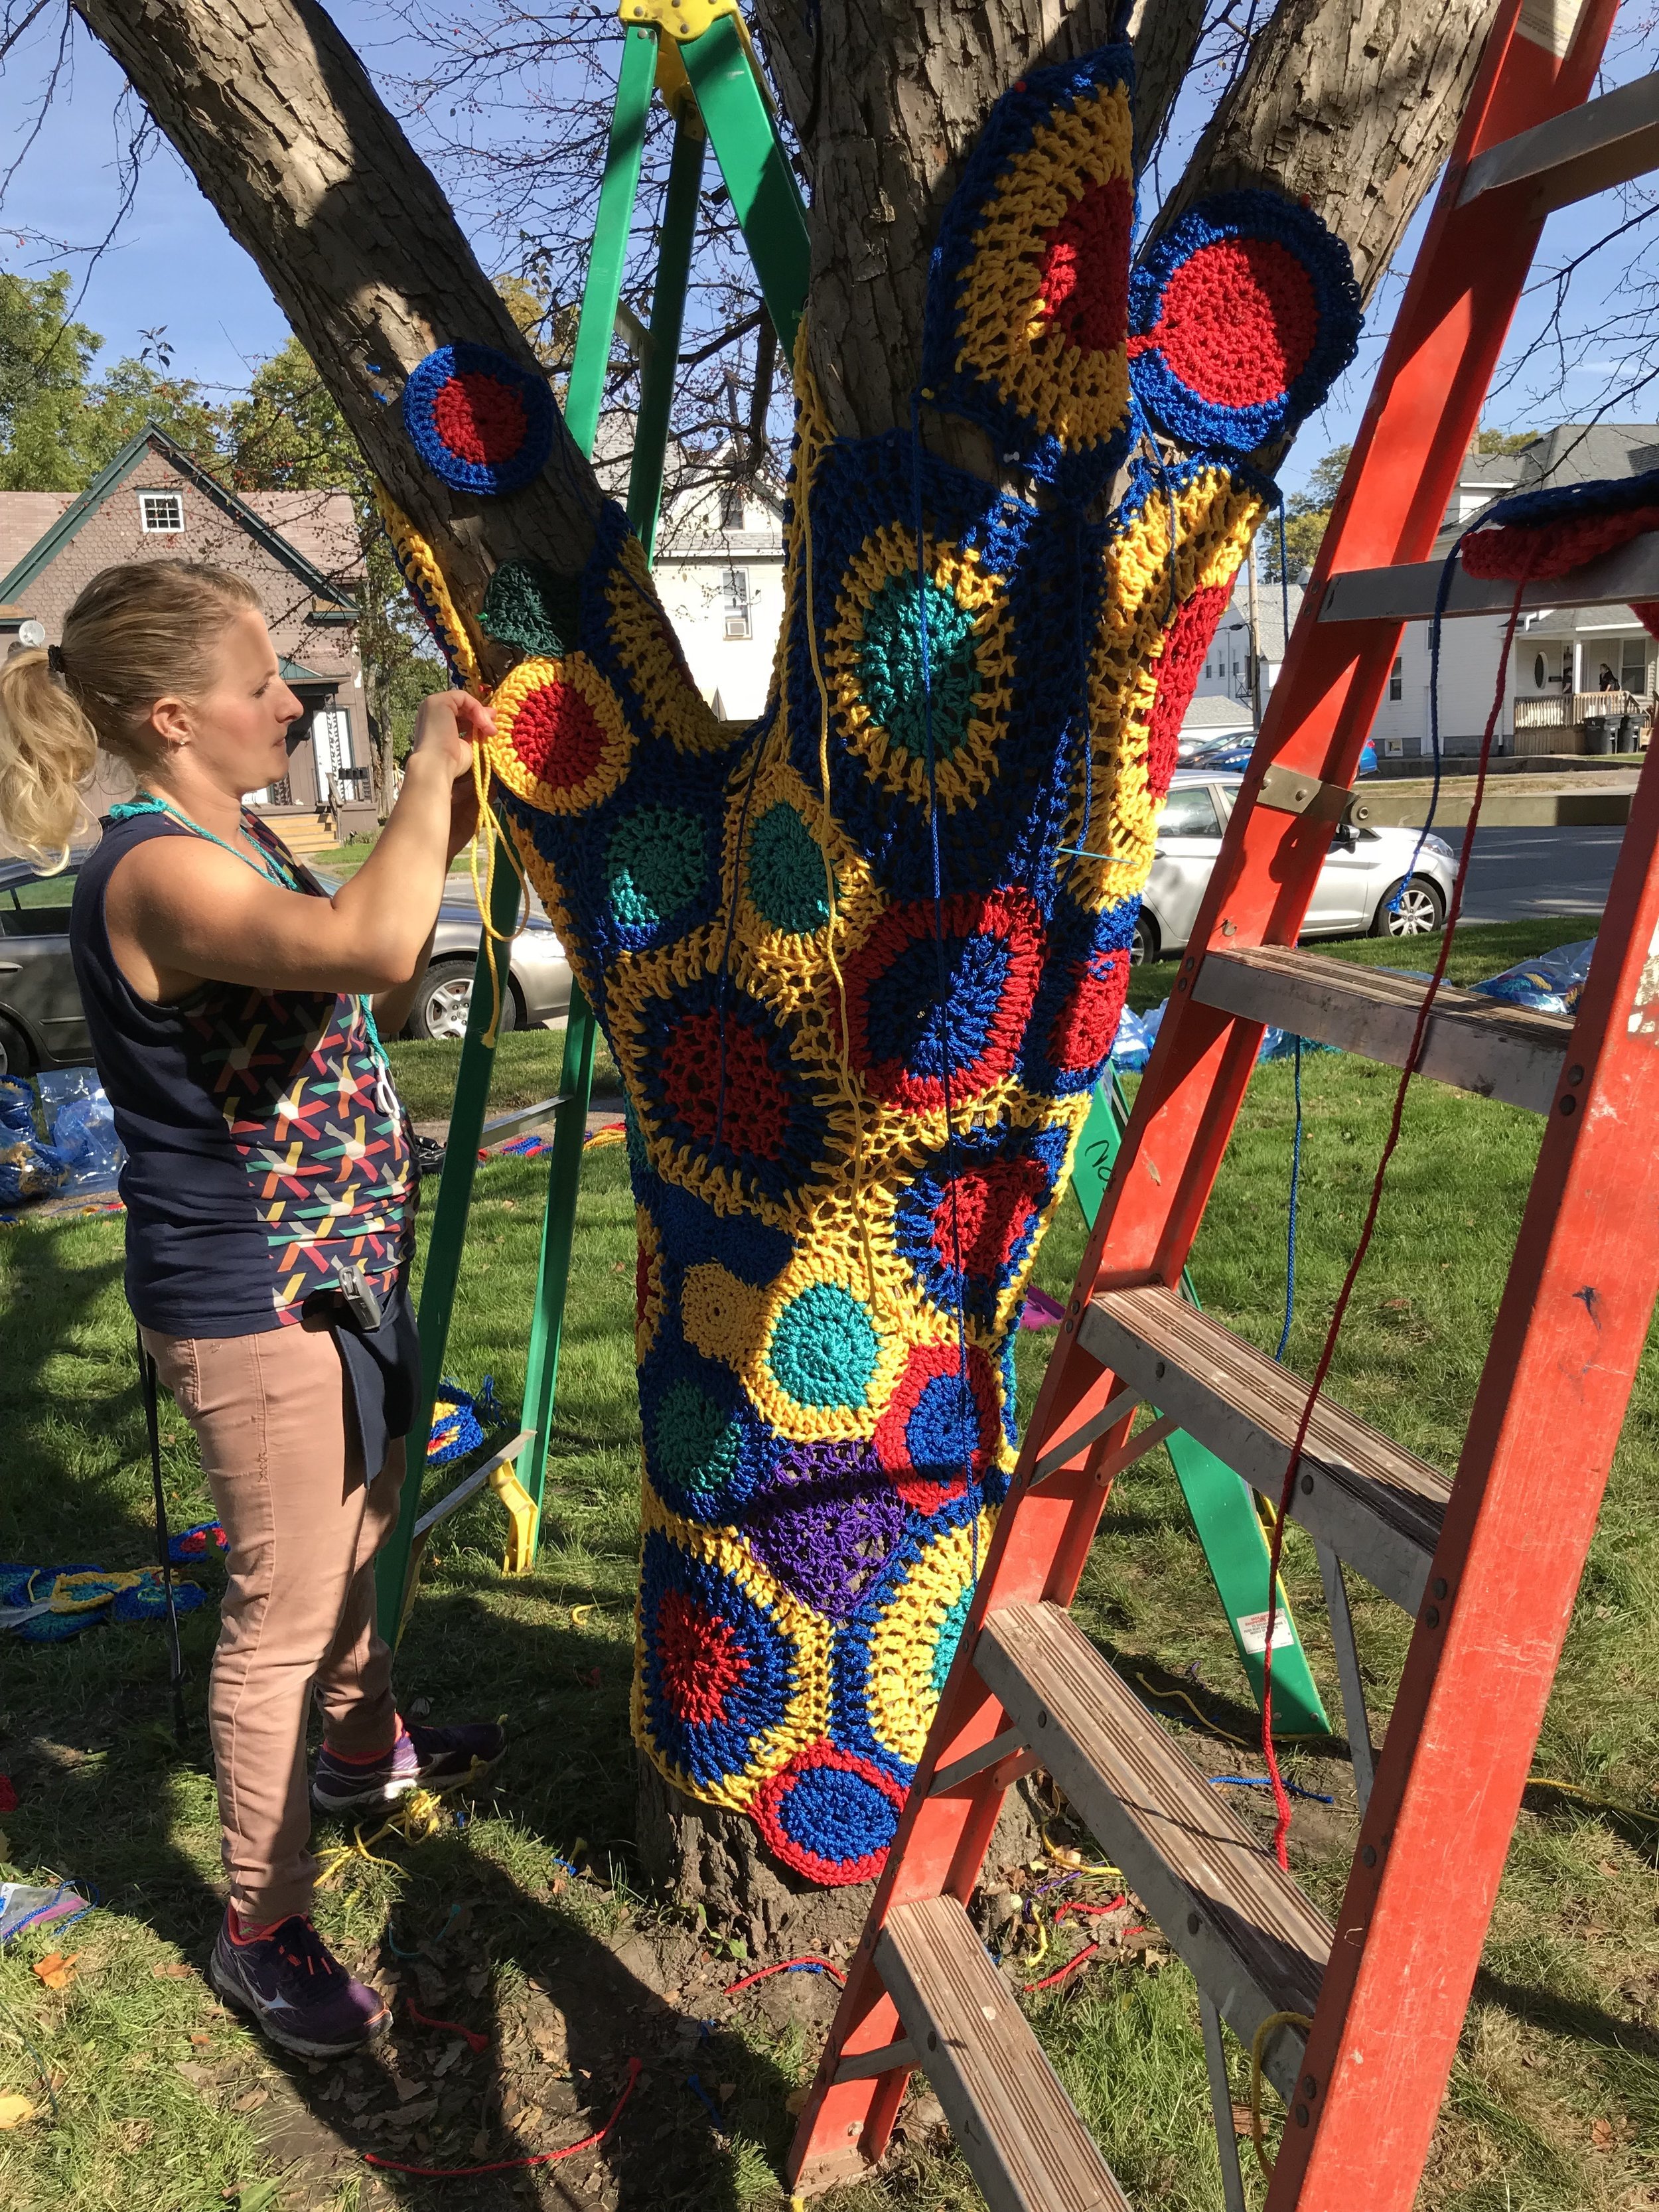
[1,7,1654,498]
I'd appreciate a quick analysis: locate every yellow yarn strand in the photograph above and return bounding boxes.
[1249,2010,1315,2179]
[466,744,535,1048]
[313,1787,448,1890]
[796,362,883,1314]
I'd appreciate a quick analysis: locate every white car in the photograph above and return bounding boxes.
[1133,773,1457,965]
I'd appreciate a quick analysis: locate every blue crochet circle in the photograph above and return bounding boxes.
[1128,191,1360,457]
[639,1341,764,1523]
[402,343,554,495]
[637,1529,798,1791]
[892,1120,1070,1328]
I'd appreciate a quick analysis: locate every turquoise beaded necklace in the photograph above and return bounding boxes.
[110,791,400,1117]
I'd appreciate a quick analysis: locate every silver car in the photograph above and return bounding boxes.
[1133,774,1457,964]
[0,853,571,1072]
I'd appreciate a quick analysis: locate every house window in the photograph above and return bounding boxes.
[719,482,745,530]
[1389,656,1402,701]
[1534,653,1547,690]
[1622,640,1647,696]
[721,566,751,640]
[139,490,184,534]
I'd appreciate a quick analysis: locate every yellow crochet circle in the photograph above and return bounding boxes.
[636,1205,664,1363]
[486,653,634,817]
[864,1511,991,1769]
[824,526,1014,815]
[1061,465,1266,910]
[951,81,1135,456]
[630,1493,831,1810]
[605,534,728,757]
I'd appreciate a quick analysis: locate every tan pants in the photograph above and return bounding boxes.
[143,1319,405,1925]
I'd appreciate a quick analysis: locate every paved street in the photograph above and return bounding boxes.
[1453,822,1624,926]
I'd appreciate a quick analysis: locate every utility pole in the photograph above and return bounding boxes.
[1246,538,1264,732]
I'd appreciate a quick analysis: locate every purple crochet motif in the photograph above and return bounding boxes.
[747,1446,907,1621]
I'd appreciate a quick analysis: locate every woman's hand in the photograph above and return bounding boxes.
[409,690,493,859]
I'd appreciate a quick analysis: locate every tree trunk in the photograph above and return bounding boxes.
[77,0,1504,1935]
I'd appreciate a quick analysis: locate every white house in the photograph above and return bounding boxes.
[1194,569,1306,713]
[1369,423,1658,759]
[653,467,786,723]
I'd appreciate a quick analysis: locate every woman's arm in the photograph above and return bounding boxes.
[105,694,492,1003]
[371,922,438,1039]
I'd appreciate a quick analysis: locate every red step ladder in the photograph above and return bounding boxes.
[786,5,1659,2206]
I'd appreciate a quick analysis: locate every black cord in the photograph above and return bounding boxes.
[136,1324,188,1743]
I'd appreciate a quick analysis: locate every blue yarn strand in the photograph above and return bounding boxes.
[1275,1036,1303,1364]
[909,398,975,1582]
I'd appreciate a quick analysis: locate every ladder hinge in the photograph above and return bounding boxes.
[1257,761,1374,832]
[621,0,741,43]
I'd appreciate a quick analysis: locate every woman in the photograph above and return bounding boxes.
[0,560,502,2058]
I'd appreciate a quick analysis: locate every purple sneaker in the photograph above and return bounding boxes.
[311,1716,505,1814]
[210,1911,389,2057]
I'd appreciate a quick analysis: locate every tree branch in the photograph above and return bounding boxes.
[72,0,605,625]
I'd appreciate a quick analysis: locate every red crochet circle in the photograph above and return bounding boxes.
[929,1158,1046,1279]
[1147,582,1231,800]
[658,1008,790,1159]
[1151,238,1317,409]
[656,1589,747,1725]
[508,680,607,794]
[1036,178,1133,358]
[431,370,530,464]
[1048,948,1129,1075]
[839,887,1045,1112]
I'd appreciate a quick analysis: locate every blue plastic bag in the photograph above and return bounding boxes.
[1110,1006,1151,1072]
[1471,938,1595,1017]
[35,1067,124,1195]
[0,1076,68,1207]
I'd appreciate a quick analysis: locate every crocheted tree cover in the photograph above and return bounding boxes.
[387,46,1360,1885]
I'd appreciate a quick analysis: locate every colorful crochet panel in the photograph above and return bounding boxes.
[388,45,1360,1884]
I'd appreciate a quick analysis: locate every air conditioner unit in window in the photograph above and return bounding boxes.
[724,615,751,640]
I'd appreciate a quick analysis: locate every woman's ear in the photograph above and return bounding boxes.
[147,692,193,752]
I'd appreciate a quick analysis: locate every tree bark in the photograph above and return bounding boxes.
[72,0,605,642]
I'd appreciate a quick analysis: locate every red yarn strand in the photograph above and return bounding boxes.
[362,2055,642,2178]
[1255,569,1533,1869]
[721,1954,847,1997]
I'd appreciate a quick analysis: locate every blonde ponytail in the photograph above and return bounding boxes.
[0,561,261,873]
[0,648,101,871]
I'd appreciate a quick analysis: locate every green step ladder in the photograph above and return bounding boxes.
[374,0,810,1639]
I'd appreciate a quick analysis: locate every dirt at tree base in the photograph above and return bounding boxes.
[634,1749,1050,1958]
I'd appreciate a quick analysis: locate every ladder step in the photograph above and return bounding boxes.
[1317,528,1659,624]
[1196,944,1570,1114]
[1456,68,1659,218]
[1080,1286,1447,1613]
[875,1894,1131,2212]
[974,1603,1330,2104]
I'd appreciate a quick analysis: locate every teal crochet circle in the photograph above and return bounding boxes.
[748,802,831,934]
[930,1584,974,1696]
[654,1381,743,1495]
[857,574,981,761]
[769,1282,879,1409]
[606,807,706,929]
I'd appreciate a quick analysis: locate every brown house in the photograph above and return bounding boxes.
[0,425,368,841]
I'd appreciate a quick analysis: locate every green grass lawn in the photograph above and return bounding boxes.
[1,919,1655,2212]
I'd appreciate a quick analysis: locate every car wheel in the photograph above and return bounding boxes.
[404,957,520,1043]
[1130,911,1160,966]
[1371,875,1445,937]
[0,1014,33,1076]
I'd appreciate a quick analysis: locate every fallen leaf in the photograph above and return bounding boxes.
[153,1962,192,1980]
[0,2095,36,2129]
[1591,2118,1614,2148]
[190,2031,212,2047]
[784,2088,810,2115]
[231,2087,269,2114]
[1232,2103,1255,2135]
[0,1830,9,1860]
[391,2071,427,2102]
[32,1951,78,1990]
[1598,1860,1619,1877]
[472,2129,490,2158]
[175,2061,213,2089]
[516,2103,545,2133]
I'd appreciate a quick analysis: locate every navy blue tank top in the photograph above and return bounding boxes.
[70,812,416,1338]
